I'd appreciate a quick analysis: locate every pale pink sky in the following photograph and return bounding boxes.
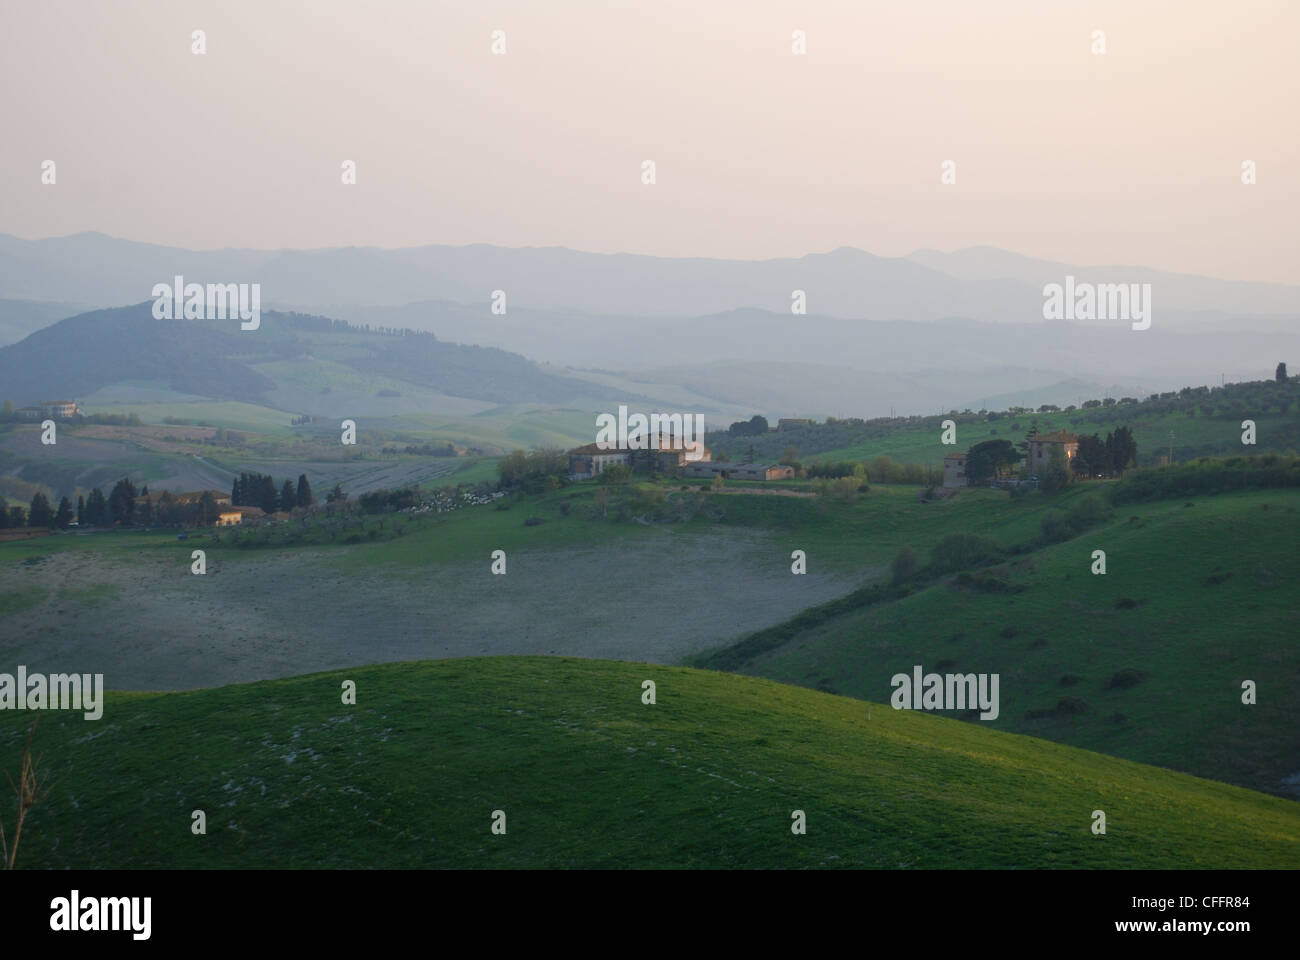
[1,0,1296,283]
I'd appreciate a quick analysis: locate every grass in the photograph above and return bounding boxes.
[810,407,1298,468]
[4,656,1297,869]
[692,489,1300,798]
[81,400,297,435]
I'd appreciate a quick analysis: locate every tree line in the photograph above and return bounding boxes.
[0,472,317,530]
[231,472,315,514]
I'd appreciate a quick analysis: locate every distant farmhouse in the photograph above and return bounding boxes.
[944,429,1080,488]
[568,432,711,479]
[942,453,967,488]
[776,418,811,431]
[1025,430,1079,474]
[18,400,80,420]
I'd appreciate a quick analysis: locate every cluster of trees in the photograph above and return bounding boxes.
[0,404,141,426]
[1110,454,1300,504]
[813,475,863,503]
[497,449,569,492]
[357,487,420,513]
[232,472,314,514]
[798,457,940,485]
[964,439,1023,483]
[1072,427,1137,478]
[0,493,72,529]
[726,415,770,436]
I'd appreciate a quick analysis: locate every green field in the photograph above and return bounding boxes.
[810,407,1298,468]
[691,488,1300,797]
[4,657,1297,869]
[81,399,298,435]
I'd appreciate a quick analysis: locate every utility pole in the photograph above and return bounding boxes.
[1168,430,1174,466]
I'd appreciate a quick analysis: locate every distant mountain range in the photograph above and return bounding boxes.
[1,232,1296,323]
[0,234,1295,421]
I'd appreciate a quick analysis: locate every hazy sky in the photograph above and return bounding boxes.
[1,0,1296,283]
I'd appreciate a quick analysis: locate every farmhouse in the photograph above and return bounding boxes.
[942,453,967,488]
[41,400,80,419]
[1026,430,1079,474]
[682,461,795,481]
[568,443,631,479]
[777,418,811,431]
[15,400,80,420]
[568,433,712,479]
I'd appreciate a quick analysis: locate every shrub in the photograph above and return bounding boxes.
[929,533,1001,574]
[599,464,633,485]
[890,546,919,585]
[1106,668,1148,689]
[1040,511,1068,543]
[1109,455,1300,504]
[1065,495,1107,533]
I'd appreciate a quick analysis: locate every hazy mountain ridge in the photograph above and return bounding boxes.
[0,303,640,411]
[2,233,1296,322]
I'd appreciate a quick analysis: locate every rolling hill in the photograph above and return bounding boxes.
[3,657,1297,868]
[691,487,1300,799]
[0,303,633,411]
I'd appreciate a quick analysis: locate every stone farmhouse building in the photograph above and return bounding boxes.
[1025,430,1079,474]
[17,400,81,420]
[568,432,711,479]
[944,429,1081,488]
[942,453,967,488]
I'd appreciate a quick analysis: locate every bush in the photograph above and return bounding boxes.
[599,464,633,485]
[1106,668,1148,689]
[1065,495,1107,532]
[1109,454,1300,504]
[1040,511,1068,543]
[929,533,1001,574]
[890,546,918,585]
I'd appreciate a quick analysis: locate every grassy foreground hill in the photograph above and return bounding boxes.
[3,657,1298,869]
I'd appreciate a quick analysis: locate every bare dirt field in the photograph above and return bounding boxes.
[1,529,864,691]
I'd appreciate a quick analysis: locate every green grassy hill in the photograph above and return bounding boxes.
[715,380,1300,469]
[4,657,1297,869]
[691,488,1300,798]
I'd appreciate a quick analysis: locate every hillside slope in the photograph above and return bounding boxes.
[692,488,1300,798]
[3,657,1297,869]
[0,304,622,409]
